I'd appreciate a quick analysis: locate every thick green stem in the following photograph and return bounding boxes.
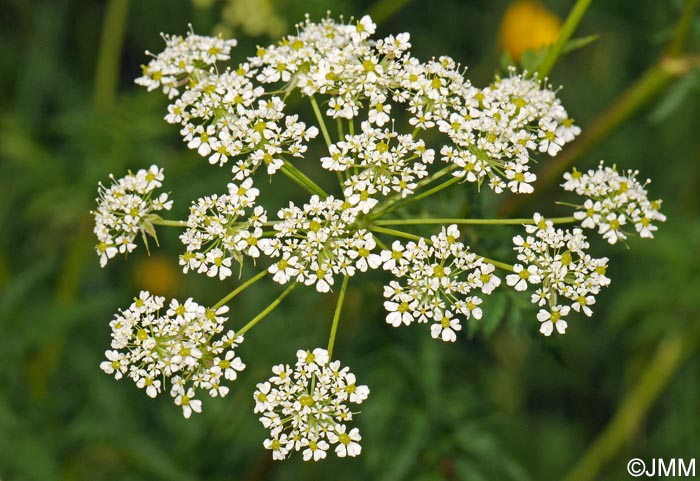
[236,282,297,336]
[666,0,699,57]
[150,218,188,227]
[94,0,130,109]
[281,160,328,198]
[478,257,515,272]
[374,216,576,226]
[327,276,350,358]
[212,270,268,310]
[537,0,593,78]
[563,330,698,481]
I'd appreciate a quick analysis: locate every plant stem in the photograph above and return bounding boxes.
[666,0,699,57]
[236,282,297,336]
[212,270,268,310]
[563,330,699,481]
[537,0,593,78]
[281,160,328,198]
[372,165,457,217]
[336,117,345,140]
[372,233,389,250]
[327,276,350,358]
[94,0,130,110]
[150,218,188,227]
[371,226,514,271]
[309,95,332,148]
[381,176,462,217]
[374,216,577,226]
[370,225,423,242]
[478,256,515,272]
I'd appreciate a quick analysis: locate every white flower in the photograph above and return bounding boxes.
[254,348,368,461]
[537,306,570,336]
[382,226,498,339]
[176,388,202,419]
[506,264,540,291]
[511,215,610,333]
[101,291,245,416]
[430,310,461,342]
[562,162,665,242]
[92,165,172,267]
[329,426,362,457]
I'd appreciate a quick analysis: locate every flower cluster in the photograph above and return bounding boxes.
[100,291,245,417]
[179,178,267,279]
[253,348,368,461]
[440,71,580,194]
[381,225,501,342]
[507,215,611,336]
[562,161,666,244]
[249,16,578,196]
[93,12,668,462]
[93,165,173,267]
[264,196,381,292]
[323,122,435,205]
[166,68,319,178]
[136,30,238,98]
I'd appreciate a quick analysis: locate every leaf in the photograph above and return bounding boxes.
[649,69,700,123]
[525,35,599,73]
[562,34,600,54]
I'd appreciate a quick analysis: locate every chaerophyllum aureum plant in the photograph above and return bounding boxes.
[93,15,666,461]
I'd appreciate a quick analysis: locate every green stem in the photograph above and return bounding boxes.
[371,225,424,242]
[371,227,514,271]
[379,176,462,217]
[212,270,268,310]
[372,233,389,251]
[327,276,350,358]
[151,218,188,227]
[666,0,699,57]
[563,330,698,481]
[478,257,515,272]
[336,117,345,141]
[94,0,131,110]
[537,0,593,78]
[236,282,297,336]
[281,160,328,198]
[374,216,577,226]
[372,165,457,218]
[308,96,342,187]
[309,95,332,148]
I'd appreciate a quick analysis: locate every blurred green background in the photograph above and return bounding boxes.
[1,0,699,480]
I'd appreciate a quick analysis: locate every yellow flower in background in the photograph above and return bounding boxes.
[132,255,181,298]
[499,1,562,61]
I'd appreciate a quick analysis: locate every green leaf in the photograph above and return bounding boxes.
[525,35,599,73]
[649,69,700,123]
[562,34,600,54]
